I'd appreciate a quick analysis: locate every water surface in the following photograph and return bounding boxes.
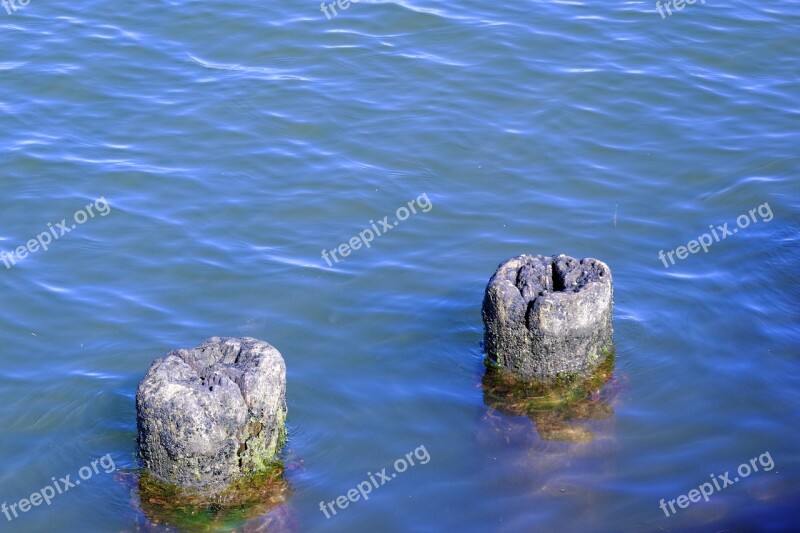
[1,0,798,531]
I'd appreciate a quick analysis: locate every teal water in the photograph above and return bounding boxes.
[1,0,799,531]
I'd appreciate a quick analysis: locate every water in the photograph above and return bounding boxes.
[1,0,798,531]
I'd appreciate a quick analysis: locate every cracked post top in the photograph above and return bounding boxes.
[482,254,614,379]
[136,337,287,492]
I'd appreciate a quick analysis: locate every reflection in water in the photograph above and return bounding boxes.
[482,349,616,442]
[475,349,622,527]
[119,461,294,532]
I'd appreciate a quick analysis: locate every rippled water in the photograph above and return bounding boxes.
[1,0,798,531]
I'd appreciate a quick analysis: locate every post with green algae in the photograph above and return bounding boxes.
[482,253,616,441]
[136,337,288,510]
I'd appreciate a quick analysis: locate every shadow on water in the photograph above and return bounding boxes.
[118,461,295,532]
[482,349,617,443]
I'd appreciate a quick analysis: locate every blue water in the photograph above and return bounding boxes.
[1,0,798,531]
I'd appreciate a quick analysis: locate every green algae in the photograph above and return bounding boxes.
[135,460,289,532]
[482,348,616,442]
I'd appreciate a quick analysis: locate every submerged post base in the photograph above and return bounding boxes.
[482,349,616,442]
[135,462,290,530]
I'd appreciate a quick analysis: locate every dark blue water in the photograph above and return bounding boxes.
[1,0,798,531]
